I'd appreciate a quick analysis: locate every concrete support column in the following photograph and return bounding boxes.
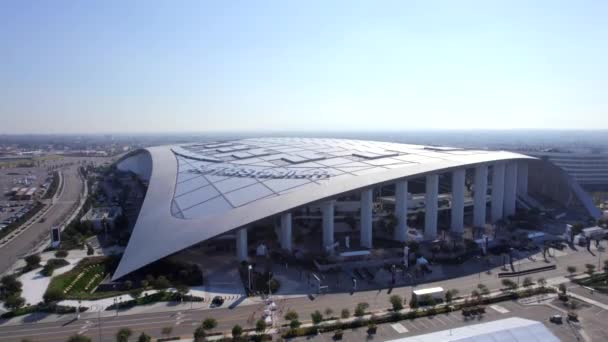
[425,174,439,240]
[517,162,528,196]
[451,168,466,234]
[360,188,373,248]
[394,180,409,242]
[473,165,488,227]
[503,163,518,217]
[236,227,248,261]
[321,201,335,252]
[280,212,292,252]
[491,163,506,222]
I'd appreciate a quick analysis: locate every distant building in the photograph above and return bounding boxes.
[81,206,123,230]
[525,150,608,190]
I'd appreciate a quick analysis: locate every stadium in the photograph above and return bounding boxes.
[112,138,600,280]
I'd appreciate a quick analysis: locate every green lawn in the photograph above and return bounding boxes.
[45,256,116,300]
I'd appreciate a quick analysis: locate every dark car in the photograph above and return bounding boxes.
[211,296,225,307]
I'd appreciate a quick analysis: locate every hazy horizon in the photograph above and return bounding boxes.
[2,1,608,133]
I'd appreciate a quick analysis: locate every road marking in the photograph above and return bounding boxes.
[425,318,439,328]
[407,320,420,330]
[434,315,449,325]
[489,305,510,314]
[391,323,408,334]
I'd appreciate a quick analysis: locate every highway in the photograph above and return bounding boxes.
[0,161,85,275]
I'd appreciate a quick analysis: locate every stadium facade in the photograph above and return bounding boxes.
[112,138,600,279]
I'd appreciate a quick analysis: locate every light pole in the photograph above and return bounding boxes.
[248,265,253,293]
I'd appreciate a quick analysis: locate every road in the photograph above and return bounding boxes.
[0,243,605,342]
[0,163,84,275]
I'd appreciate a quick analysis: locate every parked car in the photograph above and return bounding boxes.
[549,314,563,324]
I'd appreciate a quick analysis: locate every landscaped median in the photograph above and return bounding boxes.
[195,285,556,341]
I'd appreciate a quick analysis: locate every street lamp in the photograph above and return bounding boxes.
[248,265,253,293]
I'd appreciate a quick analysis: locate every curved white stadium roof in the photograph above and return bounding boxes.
[113,138,533,279]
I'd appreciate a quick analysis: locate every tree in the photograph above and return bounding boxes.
[175,284,189,301]
[585,263,596,275]
[501,279,518,291]
[477,284,489,295]
[123,280,133,291]
[0,275,22,299]
[130,288,143,300]
[523,277,533,288]
[137,332,151,342]
[567,266,577,277]
[311,310,323,325]
[341,308,350,319]
[67,335,91,342]
[116,328,132,342]
[5,295,25,310]
[290,319,301,329]
[558,283,567,295]
[390,294,403,311]
[355,302,369,317]
[604,260,608,272]
[537,278,547,288]
[324,307,333,318]
[409,293,419,308]
[255,319,266,334]
[55,250,69,258]
[43,287,65,303]
[154,275,171,289]
[161,327,173,338]
[24,254,41,269]
[193,325,206,342]
[284,310,298,321]
[202,318,217,331]
[232,324,243,338]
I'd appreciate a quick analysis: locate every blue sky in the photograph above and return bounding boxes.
[1,1,607,133]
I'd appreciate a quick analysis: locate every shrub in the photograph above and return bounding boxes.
[324,307,333,317]
[355,302,369,317]
[523,277,533,287]
[116,328,132,342]
[137,332,151,342]
[567,266,577,276]
[87,245,95,255]
[123,280,133,291]
[290,319,301,329]
[537,278,547,288]
[161,326,173,336]
[341,308,350,319]
[193,325,206,342]
[256,319,266,333]
[24,254,41,269]
[154,275,171,289]
[67,335,91,342]
[311,310,323,325]
[284,310,298,321]
[4,295,25,310]
[43,287,65,303]
[501,279,518,290]
[585,264,596,275]
[390,294,403,311]
[232,324,243,337]
[202,318,217,331]
[55,250,69,258]
[0,275,22,300]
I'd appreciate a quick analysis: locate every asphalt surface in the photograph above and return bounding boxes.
[0,163,84,275]
[1,244,606,341]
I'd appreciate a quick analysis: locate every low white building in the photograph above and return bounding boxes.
[81,206,123,230]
